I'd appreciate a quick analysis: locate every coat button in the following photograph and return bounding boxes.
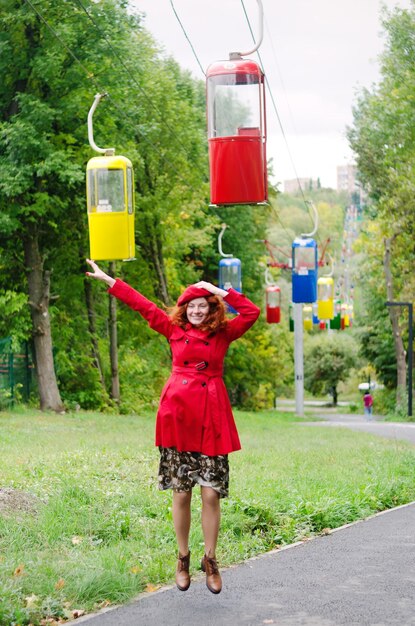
[184,361,189,365]
[201,382,207,387]
[204,341,209,345]
[182,379,188,385]
[185,339,189,344]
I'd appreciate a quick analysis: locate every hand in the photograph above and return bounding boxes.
[85,259,116,288]
[194,281,228,297]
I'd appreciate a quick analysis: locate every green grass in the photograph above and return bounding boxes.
[0,407,415,625]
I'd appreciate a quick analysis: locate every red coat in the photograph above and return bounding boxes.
[108,280,260,455]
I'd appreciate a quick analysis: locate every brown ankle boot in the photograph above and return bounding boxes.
[201,554,222,594]
[176,551,191,591]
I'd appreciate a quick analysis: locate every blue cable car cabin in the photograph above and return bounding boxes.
[292,237,318,304]
[219,258,242,315]
[219,257,242,292]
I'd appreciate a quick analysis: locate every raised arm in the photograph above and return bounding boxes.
[223,289,261,342]
[85,259,115,288]
[193,280,260,341]
[85,260,173,338]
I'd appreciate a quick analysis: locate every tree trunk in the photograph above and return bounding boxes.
[384,236,407,409]
[23,224,64,412]
[331,386,338,406]
[108,262,120,404]
[141,215,170,306]
[83,275,107,394]
[150,231,170,305]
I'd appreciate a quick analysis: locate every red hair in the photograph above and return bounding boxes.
[169,295,228,333]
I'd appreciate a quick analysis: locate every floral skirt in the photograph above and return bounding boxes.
[158,447,229,498]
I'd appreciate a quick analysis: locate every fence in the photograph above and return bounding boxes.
[0,337,35,408]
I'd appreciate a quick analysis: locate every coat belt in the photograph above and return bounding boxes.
[172,366,223,378]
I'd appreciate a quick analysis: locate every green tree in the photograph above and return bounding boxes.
[0,0,213,410]
[304,334,358,406]
[348,4,415,410]
[0,0,291,414]
[352,224,397,389]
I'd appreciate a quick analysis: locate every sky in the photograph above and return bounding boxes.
[131,0,412,189]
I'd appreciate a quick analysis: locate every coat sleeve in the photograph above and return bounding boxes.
[108,279,173,339]
[223,289,261,342]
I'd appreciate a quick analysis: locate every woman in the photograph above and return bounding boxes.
[86,259,260,594]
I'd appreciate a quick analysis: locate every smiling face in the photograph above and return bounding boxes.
[186,297,209,326]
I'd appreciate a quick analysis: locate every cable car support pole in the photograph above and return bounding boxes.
[301,201,319,238]
[218,224,233,258]
[323,253,334,277]
[229,0,263,59]
[294,303,304,417]
[264,266,275,286]
[87,93,114,156]
[293,200,318,417]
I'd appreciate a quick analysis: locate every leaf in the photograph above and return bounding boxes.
[72,609,86,619]
[130,565,142,574]
[71,536,83,545]
[96,600,111,609]
[55,578,65,590]
[13,564,25,576]
[144,583,161,593]
[25,594,40,608]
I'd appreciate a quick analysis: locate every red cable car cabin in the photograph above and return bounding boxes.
[265,285,281,323]
[207,59,267,205]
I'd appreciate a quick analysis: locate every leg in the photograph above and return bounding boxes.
[172,490,192,556]
[201,486,221,558]
[172,490,192,591]
[201,486,222,594]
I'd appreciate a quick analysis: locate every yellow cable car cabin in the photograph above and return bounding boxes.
[86,155,135,261]
[341,303,350,329]
[303,305,313,331]
[317,276,334,320]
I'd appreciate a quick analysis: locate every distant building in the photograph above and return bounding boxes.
[337,164,366,206]
[283,178,319,194]
[337,164,358,193]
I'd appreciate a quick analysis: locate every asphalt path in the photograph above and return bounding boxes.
[301,412,415,445]
[78,415,415,626]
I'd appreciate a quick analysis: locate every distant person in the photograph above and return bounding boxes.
[363,391,374,418]
[85,259,260,594]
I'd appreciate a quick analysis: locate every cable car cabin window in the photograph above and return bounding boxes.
[207,74,261,139]
[127,167,133,215]
[294,247,315,273]
[220,264,240,284]
[267,290,280,307]
[318,283,332,301]
[219,261,241,292]
[87,169,125,213]
[303,306,313,328]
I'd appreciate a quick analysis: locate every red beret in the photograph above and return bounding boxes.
[177,286,212,306]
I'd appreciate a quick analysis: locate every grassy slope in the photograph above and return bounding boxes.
[0,408,414,625]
